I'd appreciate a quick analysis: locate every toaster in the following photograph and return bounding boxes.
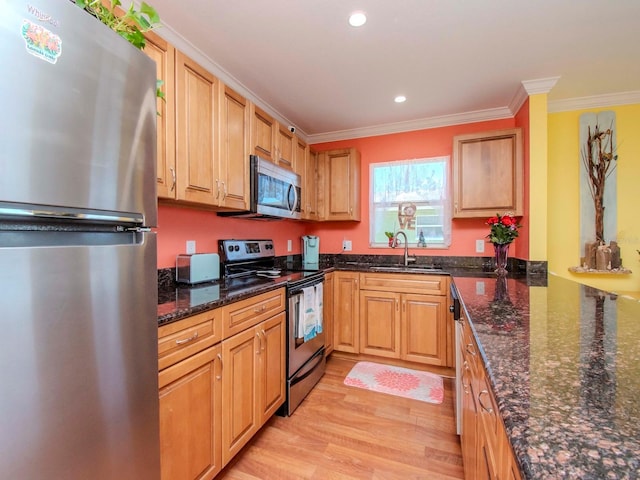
[176,253,220,284]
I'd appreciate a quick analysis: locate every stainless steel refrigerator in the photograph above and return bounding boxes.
[0,1,160,478]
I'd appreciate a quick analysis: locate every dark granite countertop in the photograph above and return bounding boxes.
[157,274,295,326]
[453,273,640,480]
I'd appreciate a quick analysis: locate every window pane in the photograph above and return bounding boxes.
[369,157,451,248]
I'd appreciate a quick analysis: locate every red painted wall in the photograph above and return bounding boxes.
[156,116,532,268]
[308,118,523,258]
[156,204,310,268]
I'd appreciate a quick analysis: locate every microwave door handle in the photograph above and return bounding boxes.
[288,183,298,216]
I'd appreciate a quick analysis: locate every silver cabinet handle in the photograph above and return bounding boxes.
[478,390,494,414]
[253,305,267,313]
[216,353,223,380]
[255,332,262,354]
[169,167,176,192]
[175,331,199,345]
[465,343,476,356]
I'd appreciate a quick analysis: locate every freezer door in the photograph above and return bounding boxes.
[0,231,160,480]
[0,0,157,226]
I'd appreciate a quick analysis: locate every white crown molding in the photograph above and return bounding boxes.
[548,91,640,113]
[150,22,308,140]
[509,77,561,115]
[521,77,561,95]
[307,107,513,144]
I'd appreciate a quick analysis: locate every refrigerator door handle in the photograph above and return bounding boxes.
[0,202,143,226]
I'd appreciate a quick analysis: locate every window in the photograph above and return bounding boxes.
[370,156,451,248]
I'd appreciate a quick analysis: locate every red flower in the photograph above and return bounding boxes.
[501,216,515,227]
[487,216,499,225]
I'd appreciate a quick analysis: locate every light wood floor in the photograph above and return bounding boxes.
[218,356,464,480]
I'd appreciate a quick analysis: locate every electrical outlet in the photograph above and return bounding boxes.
[476,281,485,295]
[186,240,196,254]
[476,239,485,253]
[287,239,292,252]
[343,240,352,251]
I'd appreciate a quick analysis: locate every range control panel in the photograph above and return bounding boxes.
[218,239,275,263]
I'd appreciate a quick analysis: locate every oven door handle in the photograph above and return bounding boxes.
[290,348,325,387]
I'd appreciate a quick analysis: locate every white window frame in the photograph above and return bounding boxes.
[369,156,451,248]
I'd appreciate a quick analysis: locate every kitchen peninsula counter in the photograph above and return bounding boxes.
[454,273,640,479]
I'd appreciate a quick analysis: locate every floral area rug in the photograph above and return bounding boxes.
[344,361,444,404]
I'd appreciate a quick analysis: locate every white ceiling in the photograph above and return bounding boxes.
[149,0,640,142]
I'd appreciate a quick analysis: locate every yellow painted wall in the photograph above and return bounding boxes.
[529,94,549,262]
[548,104,640,293]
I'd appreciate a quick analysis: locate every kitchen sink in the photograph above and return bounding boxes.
[370,266,443,274]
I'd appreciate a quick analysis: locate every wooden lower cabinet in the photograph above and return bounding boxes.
[333,271,360,353]
[222,312,286,465]
[460,317,521,480]
[334,272,451,368]
[359,290,400,358]
[159,344,223,480]
[401,293,448,366]
[323,272,335,355]
[159,289,286,480]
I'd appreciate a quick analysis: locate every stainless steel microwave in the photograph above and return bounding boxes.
[218,155,301,220]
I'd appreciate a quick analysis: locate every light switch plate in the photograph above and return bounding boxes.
[343,240,352,251]
[287,239,292,252]
[475,239,485,253]
[186,240,196,254]
[476,281,485,295]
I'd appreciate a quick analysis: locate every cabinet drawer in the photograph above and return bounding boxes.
[158,308,222,371]
[222,288,285,338]
[359,272,447,295]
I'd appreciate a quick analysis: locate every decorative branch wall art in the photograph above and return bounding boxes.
[571,111,631,274]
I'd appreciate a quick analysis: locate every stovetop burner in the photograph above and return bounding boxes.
[218,239,324,288]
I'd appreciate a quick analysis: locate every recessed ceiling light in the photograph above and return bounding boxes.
[348,11,367,27]
[394,95,407,103]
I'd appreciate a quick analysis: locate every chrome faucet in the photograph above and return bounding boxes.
[392,231,415,266]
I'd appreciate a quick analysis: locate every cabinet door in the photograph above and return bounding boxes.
[142,31,176,200]
[251,104,276,162]
[323,273,335,355]
[159,344,222,480]
[257,312,286,424]
[318,148,361,221]
[401,293,447,366]
[294,137,311,219]
[452,128,523,217]
[175,52,219,205]
[219,84,249,210]
[276,123,295,170]
[305,149,319,220]
[359,290,400,358]
[222,327,259,465]
[460,358,478,480]
[333,272,360,353]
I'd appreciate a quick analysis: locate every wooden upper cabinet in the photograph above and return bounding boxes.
[452,128,523,218]
[305,149,319,220]
[295,137,318,220]
[251,104,276,162]
[317,148,361,221]
[175,51,219,205]
[142,31,176,200]
[218,85,249,210]
[276,123,295,170]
